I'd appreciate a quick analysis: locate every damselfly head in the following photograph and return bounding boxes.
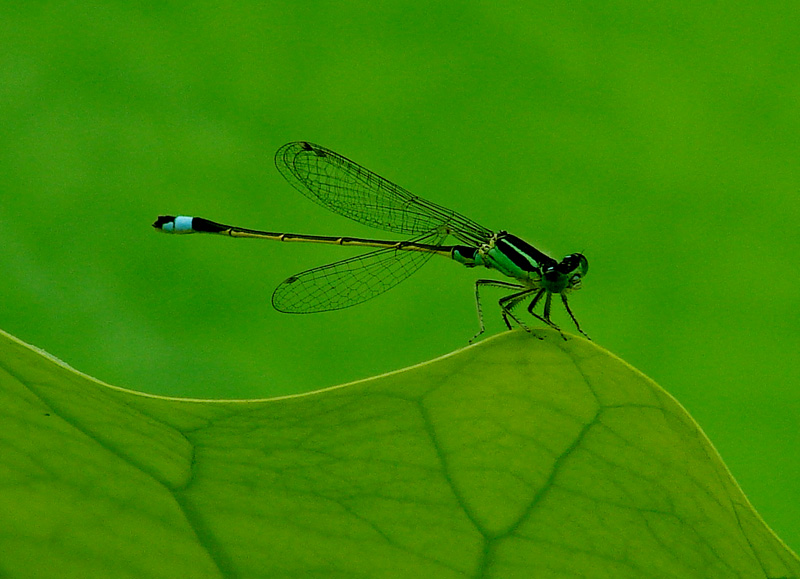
[542,253,588,293]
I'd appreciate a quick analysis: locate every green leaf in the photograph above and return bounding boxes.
[1,328,797,578]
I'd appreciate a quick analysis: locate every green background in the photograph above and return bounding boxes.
[1,0,797,555]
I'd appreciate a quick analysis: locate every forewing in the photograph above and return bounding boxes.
[275,142,493,244]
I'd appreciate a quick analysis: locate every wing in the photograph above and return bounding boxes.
[271,230,449,313]
[274,141,493,245]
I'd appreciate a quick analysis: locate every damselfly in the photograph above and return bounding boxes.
[154,141,590,340]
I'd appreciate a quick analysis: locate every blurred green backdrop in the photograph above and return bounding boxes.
[1,1,797,553]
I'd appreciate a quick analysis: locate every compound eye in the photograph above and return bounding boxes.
[563,253,588,276]
[577,254,589,275]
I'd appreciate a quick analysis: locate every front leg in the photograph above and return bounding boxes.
[561,293,591,340]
